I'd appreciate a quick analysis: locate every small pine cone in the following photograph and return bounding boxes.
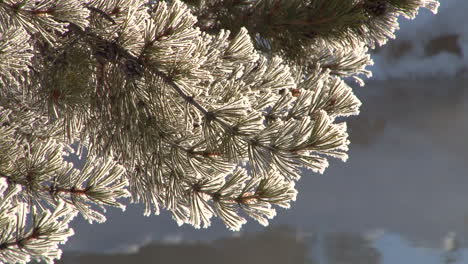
[290,88,301,97]
[364,0,389,17]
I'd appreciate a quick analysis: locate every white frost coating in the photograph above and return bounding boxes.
[422,0,440,14]
[0,178,7,195]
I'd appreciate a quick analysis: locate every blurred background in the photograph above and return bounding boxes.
[59,1,468,263]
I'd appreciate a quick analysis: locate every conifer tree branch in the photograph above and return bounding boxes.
[185,0,439,63]
[0,0,440,261]
[65,21,211,117]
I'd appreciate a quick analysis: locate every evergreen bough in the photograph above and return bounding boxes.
[0,0,438,263]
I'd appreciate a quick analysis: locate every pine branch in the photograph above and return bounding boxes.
[187,0,439,64]
[65,20,211,117]
[0,195,76,264]
[0,106,129,225]
[0,0,440,262]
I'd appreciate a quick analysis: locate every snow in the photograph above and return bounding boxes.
[370,0,468,80]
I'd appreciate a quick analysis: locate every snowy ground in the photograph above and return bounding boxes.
[371,0,468,80]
